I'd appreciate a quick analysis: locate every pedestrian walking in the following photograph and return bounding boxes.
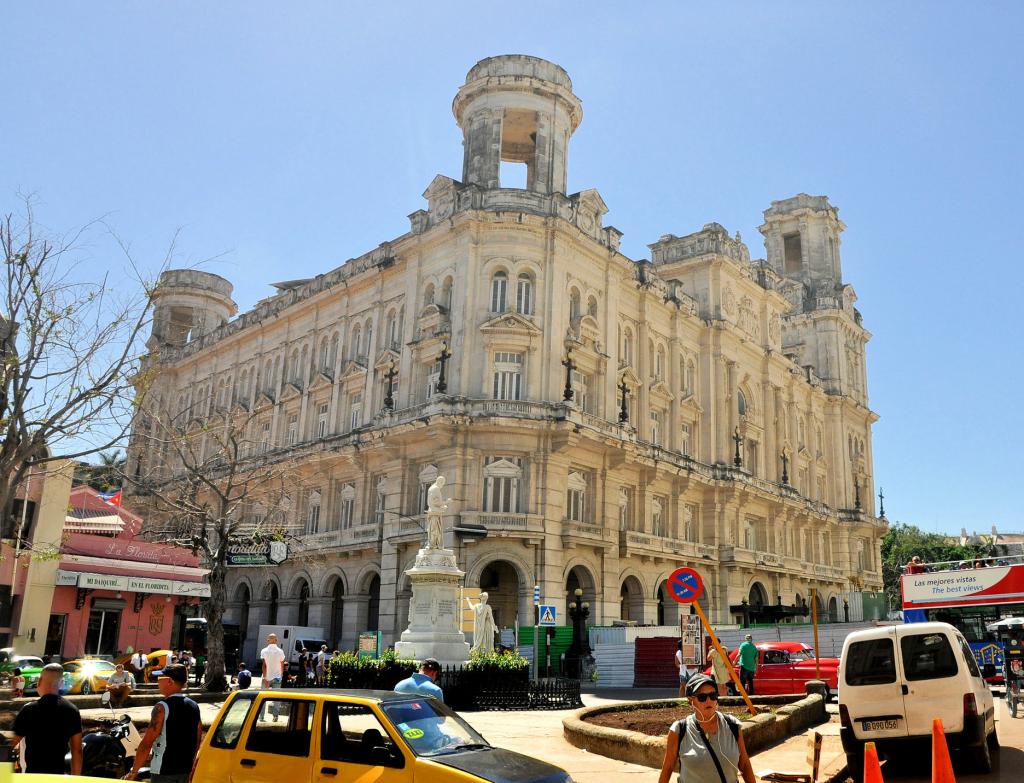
[128,664,202,783]
[394,658,444,702]
[316,644,329,685]
[11,663,82,775]
[738,634,758,696]
[675,640,691,697]
[260,633,286,689]
[657,674,756,783]
[708,645,730,696]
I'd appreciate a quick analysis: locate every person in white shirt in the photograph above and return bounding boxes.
[316,645,329,686]
[130,651,146,678]
[260,633,286,688]
[675,640,692,696]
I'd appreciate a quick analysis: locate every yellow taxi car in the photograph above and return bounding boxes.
[193,688,572,783]
[116,649,172,683]
[62,659,116,695]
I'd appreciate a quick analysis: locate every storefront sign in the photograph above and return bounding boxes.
[127,577,174,594]
[172,581,212,598]
[79,573,130,591]
[55,570,79,586]
[226,540,288,566]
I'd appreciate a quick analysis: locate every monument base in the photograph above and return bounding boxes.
[394,546,471,666]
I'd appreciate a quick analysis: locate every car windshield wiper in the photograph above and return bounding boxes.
[438,743,492,754]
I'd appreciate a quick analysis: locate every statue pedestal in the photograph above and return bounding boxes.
[394,547,471,666]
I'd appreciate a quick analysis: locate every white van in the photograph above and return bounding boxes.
[838,622,998,776]
[257,624,328,675]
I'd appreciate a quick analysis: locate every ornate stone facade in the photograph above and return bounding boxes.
[126,56,884,666]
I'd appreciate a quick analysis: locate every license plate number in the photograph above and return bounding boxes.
[862,719,899,731]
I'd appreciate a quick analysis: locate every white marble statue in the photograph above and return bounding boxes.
[465,591,499,654]
[425,475,448,550]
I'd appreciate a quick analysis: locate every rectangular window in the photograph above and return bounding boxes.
[426,359,442,400]
[44,614,67,657]
[286,415,298,446]
[349,395,362,430]
[84,609,121,656]
[650,410,662,446]
[306,503,321,535]
[374,486,386,527]
[317,404,329,439]
[320,702,404,768]
[340,498,354,530]
[210,693,256,749]
[784,232,802,273]
[680,423,692,457]
[572,370,591,413]
[245,698,315,757]
[492,352,523,400]
[900,632,958,681]
[260,421,271,454]
[845,638,897,686]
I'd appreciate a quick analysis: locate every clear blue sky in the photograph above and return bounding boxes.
[3,3,1021,535]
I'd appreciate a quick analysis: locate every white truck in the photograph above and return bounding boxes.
[257,625,329,676]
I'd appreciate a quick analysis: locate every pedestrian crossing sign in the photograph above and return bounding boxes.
[538,605,557,626]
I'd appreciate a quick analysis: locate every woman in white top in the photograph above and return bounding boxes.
[657,674,755,783]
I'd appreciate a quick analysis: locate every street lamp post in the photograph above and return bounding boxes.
[566,587,592,679]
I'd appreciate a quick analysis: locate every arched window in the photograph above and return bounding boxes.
[685,360,696,395]
[319,338,330,371]
[737,389,747,418]
[587,296,598,318]
[263,360,273,393]
[655,346,665,381]
[350,326,361,360]
[516,273,533,315]
[424,283,435,306]
[386,310,397,350]
[441,276,453,309]
[569,288,581,320]
[329,333,340,369]
[483,457,522,513]
[622,328,634,367]
[364,319,373,356]
[289,350,300,383]
[490,272,508,313]
[300,345,309,385]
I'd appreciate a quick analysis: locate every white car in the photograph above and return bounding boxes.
[838,622,997,777]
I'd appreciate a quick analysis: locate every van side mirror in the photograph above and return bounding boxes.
[982,663,996,678]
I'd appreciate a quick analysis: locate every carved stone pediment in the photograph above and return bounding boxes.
[253,392,275,410]
[280,382,302,402]
[374,348,401,370]
[619,367,641,386]
[231,399,250,414]
[480,312,542,336]
[339,360,367,382]
[308,372,333,391]
[649,380,674,402]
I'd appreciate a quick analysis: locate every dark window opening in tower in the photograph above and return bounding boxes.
[783,233,802,273]
[500,108,536,188]
[168,305,194,346]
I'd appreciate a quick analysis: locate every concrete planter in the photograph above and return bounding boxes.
[563,688,827,769]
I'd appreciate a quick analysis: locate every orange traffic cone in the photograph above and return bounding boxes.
[932,718,956,783]
[864,741,884,783]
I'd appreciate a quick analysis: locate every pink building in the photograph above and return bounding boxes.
[47,486,208,659]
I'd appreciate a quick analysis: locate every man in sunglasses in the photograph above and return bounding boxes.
[656,674,755,783]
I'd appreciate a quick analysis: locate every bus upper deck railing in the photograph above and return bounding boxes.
[901,552,1024,574]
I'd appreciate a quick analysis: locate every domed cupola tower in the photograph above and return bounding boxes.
[148,269,236,351]
[453,55,583,195]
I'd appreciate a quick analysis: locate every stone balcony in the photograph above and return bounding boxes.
[563,520,612,549]
[459,511,545,540]
[618,530,714,562]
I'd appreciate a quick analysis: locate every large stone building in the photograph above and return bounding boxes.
[126,55,885,665]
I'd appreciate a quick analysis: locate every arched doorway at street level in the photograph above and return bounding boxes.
[296,579,310,627]
[620,575,644,623]
[565,565,597,621]
[656,580,684,627]
[327,576,345,649]
[367,575,381,632]
[748,581,769,609]
[828,596,839,623]
[233,583,251,662]
[265,581,280,625]
[478,560,521,628]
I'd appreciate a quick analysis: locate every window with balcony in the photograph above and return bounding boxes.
[337,484,355,530]
[483,457,522,513]
[492,352,523,400]
[349,394,362,430]
[259,421,271,454]
[490,271,508,313]
[680,422,692,457]
[425,358,442,400]
[317,403,329,439]
[286,414,298,447]
[651,496,666,537]
[572,370,591,413]
[650,410,663,446]
[567,471,587,522]
[306,490,321,535]
[374,477,387,527]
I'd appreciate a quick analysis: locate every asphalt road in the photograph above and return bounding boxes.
[870,694,1024,783]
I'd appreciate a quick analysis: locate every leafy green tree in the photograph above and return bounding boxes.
[73,450,126,492]
[881,522,991,609]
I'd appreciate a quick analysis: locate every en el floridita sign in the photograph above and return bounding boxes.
[55,570,211,597]
[226,539,288,567]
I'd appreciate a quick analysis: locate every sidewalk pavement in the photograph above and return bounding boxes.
[71,685,845,783]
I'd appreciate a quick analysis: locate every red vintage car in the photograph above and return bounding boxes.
[704,641,839,698]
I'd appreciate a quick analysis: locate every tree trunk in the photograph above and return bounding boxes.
[203,548,229,692]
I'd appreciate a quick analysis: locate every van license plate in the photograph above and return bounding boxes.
[863,719,899,731]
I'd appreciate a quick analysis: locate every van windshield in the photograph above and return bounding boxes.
[845,638,896,685]
[900,632,958,681]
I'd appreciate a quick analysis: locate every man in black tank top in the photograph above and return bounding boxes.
[128,664,202,783]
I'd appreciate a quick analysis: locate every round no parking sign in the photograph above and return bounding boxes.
[668,567,703,604]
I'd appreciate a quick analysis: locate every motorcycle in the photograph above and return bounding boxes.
[66,691,149,778]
